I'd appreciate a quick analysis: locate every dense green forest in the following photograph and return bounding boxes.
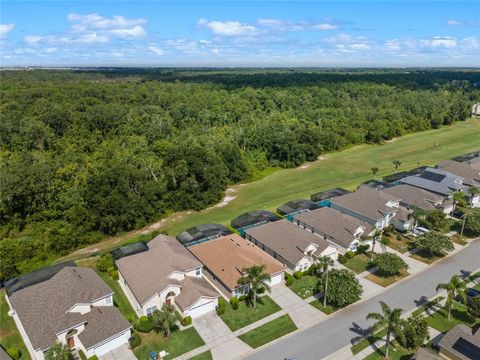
[1,69,479,281]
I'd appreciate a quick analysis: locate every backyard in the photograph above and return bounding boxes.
[220,296,282,331]
[0,290,30,360]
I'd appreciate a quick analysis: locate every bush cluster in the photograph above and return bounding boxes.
[135,316,154,333]
[181,316,192,326]
[129,332,141,349]
[285,273,294,286]
[216,297,226,315]
[230,297,239,310]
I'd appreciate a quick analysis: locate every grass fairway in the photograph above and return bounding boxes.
[238,315,297,348]
[64,119,480,258]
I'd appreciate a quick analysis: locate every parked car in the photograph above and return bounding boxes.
[413,227,430,236]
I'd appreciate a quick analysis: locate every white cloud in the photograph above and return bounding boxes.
[446,19,480,27]
[420,36,456,48]
[312,23,338,30]
[460,36,479,49]
[24,35,43,44]
[148,46,164,55]
[67,13,147,32]
[198,18,257,36]
[0,23,15,38]
[109,25,146,38]
[446,19,463,26]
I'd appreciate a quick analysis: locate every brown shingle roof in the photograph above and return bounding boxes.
[437,160,480,188]
[245,219,332,265]
[116,235,202,305]
[438,324,480,360]
[331,186,400,221]
[175,277,218,312]
[188,234,284,291]
[295,207,372,249]
[383,184,446,211]
[78,307,131,349]
[8,267,120,351]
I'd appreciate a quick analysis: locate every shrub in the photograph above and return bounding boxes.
[216,297,226,315]
[396,234,402,241]
[238,294,247,301]
[230,297,239,310]
[96,254,114,272]
[181,316,192,326]
[425,210,447,230]
[317,269,362,308]
[381,236,390,246]
[305,264,318,276]
[293,271,304,279]
[135,316,154,333]
[344,251,355,260]
[399,314,430,349]
[6,347,20,360]
[338,254,347,264]
[416,231,454,257]
[78,351,87,360]
[88,356,98,360]
[128,332,141,349]
[109,269,119,281]
[356,244,370,255]
[285,272,294,286]
[369,252,408,276]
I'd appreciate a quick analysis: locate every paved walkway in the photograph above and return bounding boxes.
[268,284,327,327]
[192,312,252,360]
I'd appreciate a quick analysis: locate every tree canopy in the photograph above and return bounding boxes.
[0,69,478,281]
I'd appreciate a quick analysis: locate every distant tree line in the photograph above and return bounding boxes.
[0,69,478,281]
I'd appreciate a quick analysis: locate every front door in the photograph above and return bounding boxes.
[68,337,75,349]
[166,298,171,305]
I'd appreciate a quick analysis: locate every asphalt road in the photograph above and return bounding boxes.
[245,239,480,360]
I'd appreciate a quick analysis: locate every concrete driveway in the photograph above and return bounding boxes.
[193,312,251,360]
[269,284,326,327]
[98,345,136,360]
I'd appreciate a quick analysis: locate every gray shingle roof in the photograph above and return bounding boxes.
[116,235,202,305]
[399,167,465,196]
[294,207,372,249]
[330,186,400,221]
[0,347,12,360]
[8,267,124,351]
[437,160,480,188]
[383,184,446,212]
[438,324,480,360]
[245,219,331,264]
[175,277,218,312]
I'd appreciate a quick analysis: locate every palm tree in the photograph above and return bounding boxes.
[238,264,271,310]
[451,192,466,218]
[468,186,480,207]
[365,229,383,255]
[366,301,404,359]
[316,255,334,307]
[436,275,467,320]
[371,167,379,179]
[392,160,402,172]
[460,207,471,240]
[152,304,177,337]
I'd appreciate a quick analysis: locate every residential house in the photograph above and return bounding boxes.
[5,266,132,360]
[399,167,466,197]
[293,207,373,252]
[188,234,285,298]
[437,160,480,207]
[116,235,219,319]
[244,219,338,272]
[437,324,480,360]
[177,223,232,247]
[329,186,405,230]
[383,184,454,215]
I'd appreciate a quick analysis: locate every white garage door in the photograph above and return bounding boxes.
[93,332,128,356]
[185,300,216,318]
[269,272,283,286]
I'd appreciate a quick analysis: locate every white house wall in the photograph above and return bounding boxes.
[87,330,131,357]
[118,272,142,317]
[183,297,218,318]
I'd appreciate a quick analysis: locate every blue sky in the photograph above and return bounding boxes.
[1,1,479,67]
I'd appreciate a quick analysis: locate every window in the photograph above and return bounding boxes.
[105,296,112,305]
[195,267,201,276]
[146,306,157,317]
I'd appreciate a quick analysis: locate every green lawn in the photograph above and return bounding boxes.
[426,301,478,333]
[76,257,138,322]
[385,234,416,254]
[189,351,212,360]
[309,299,337,315]
[238,315,297,349]
[410,250,444,265]
[351,329,387,355]
[363,341,414,360]
[366,270,410,287]
[288,275,318,299]
[220,296,281,331]
[0,290,30,360]
[343,254,371,274]
[133,327,205,360]
[61,119,480,258]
